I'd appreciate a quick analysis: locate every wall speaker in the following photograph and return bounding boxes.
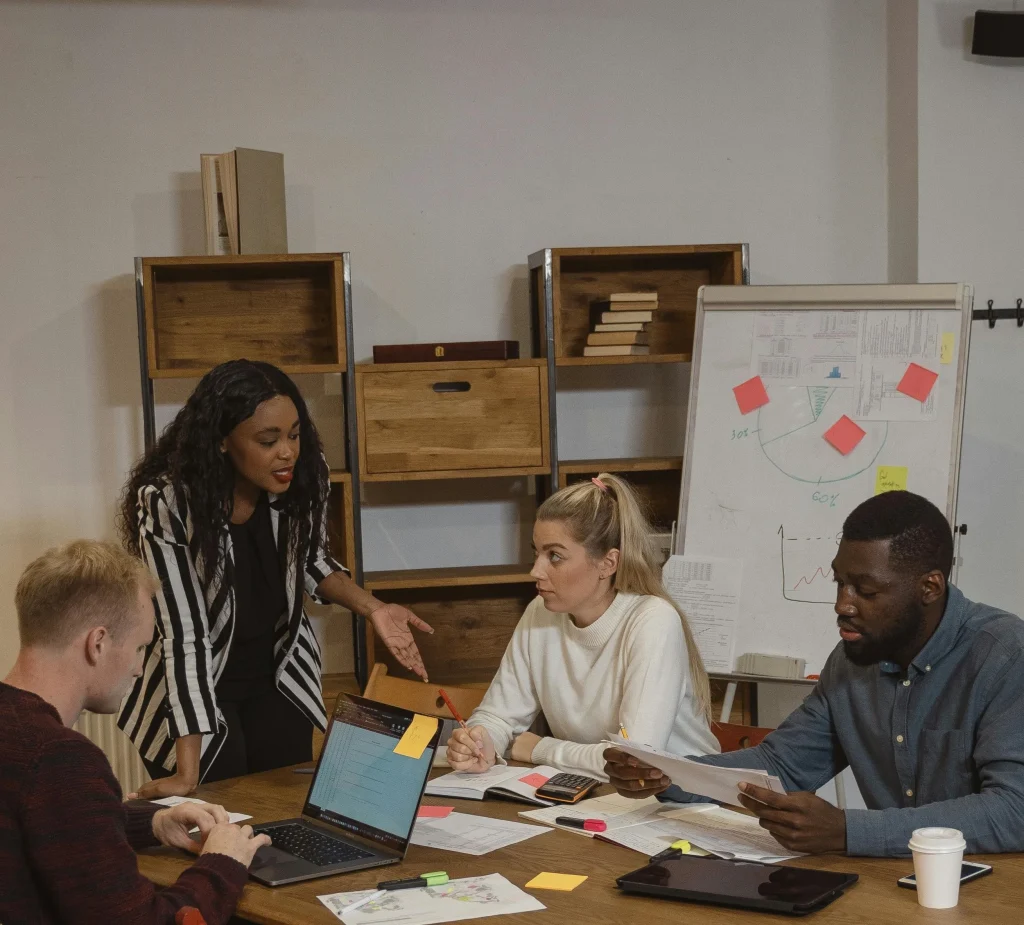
[972,10,1024,57]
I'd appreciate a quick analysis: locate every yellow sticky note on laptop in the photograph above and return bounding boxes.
[525,873,588,892]
[393,713,437,759]
[874,465,908,495]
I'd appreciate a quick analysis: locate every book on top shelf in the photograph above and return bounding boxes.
[597,309,654,324]
[607,292,659,302]
[586,331,649,347]
[582,344,650,357]
[594,322,646,332]
[593,299,658,314]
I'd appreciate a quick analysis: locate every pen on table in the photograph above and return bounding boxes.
[292,767,315,774]
[438,688,484,761]
[339,889,385,914]
[378,871,449,890]
[555,815,607,833]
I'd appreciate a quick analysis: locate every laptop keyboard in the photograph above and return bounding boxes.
[255,823,374,867]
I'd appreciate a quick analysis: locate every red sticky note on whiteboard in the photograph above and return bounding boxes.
[733,376,770,415]
[896,363,938,403]
[823,415,866,455]
[519,772,550,788]
[417,805,454,819]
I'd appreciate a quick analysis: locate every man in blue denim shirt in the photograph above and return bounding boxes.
[605,491,1024,857]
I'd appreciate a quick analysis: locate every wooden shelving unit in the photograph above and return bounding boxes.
[134,253,366,665]
[355,357,550,686]
[528,244,748,494]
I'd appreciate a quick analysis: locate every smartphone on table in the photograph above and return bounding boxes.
[897,862,992,889]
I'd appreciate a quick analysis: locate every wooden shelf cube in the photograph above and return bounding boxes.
[356,359,550,481]
[559,456,683,533]
[326,471,356,575]
[529,245,745,365]
[141,254,347,378]
[362,566,538,685]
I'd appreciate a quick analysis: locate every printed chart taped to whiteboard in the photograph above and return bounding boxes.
[675,284,972,675]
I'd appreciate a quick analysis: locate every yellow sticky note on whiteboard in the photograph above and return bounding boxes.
[875,466,908,495]
[393,713,437,759]
[941,332,955,364]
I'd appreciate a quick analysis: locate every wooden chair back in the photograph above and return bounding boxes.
[361,663,486,719]
[712,722,772,752]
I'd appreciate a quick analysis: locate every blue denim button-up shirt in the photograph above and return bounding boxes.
[661,585,1024,856]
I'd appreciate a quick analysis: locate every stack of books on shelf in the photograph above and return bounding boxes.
[584,291,658,356]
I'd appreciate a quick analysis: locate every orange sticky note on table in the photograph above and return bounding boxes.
[417,805,454,819]
[732,376,769,415]
[526,872,588,891]
[823,415,866,455]
[897,363,938,403]
[519,772,549,788]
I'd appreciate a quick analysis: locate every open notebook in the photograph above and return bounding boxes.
[425,764,560,806]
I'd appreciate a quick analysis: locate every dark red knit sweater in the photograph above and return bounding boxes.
[0,682,248,924]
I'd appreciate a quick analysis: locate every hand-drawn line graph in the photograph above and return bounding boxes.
[757,385,887,485]
[779,525,841,604]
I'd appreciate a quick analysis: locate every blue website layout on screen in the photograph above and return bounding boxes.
[308,705,434,841]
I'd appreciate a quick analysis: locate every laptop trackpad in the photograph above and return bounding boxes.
[250,844,309,874]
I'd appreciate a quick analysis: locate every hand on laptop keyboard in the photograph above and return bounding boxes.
[200,823,272,868]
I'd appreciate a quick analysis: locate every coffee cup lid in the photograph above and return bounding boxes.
[908,827,966,853]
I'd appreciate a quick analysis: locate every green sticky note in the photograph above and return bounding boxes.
[941,332,955,365]
[875,466,908,495]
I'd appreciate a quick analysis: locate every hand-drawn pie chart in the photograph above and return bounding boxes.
[757,386,887,485]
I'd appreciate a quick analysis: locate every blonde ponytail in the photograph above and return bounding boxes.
[536,473,712,723]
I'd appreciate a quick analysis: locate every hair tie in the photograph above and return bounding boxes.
[591,477,608,492]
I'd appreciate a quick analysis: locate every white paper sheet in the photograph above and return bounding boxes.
[660,804,802,862]
[662,555,742,672]
[750,310,859,386]
[519,793,665,836]
[151,795,251,831]
[598,814,713,857]
[318,873,545,925]
[607,735,785,807]
[854,309,940,421]
[410,812,550,855]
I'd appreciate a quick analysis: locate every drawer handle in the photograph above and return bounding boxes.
[432,381,471,393]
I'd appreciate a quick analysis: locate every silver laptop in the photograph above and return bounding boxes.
[249,693,440,886]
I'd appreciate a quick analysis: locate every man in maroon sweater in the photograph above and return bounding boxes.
[0,540,271,925]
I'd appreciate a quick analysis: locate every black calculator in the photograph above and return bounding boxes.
[535,772,601,804]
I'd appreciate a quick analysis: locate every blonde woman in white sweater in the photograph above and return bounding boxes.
[446,473,719,779]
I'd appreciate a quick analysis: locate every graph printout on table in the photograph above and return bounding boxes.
[675,284,972,675]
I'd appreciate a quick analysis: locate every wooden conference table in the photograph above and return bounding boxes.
[138,766,1021,925]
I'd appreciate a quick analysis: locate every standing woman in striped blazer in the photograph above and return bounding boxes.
[116,360,432,798]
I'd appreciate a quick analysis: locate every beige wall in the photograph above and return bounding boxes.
[0,0,890,674]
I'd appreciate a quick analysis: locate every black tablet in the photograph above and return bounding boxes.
[617,855,858,916]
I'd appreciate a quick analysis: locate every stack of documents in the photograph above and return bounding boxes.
[411,812,550,856]
[659,805,802,862]
[607,734,785,806]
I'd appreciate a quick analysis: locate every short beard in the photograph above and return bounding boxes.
[841,604,922,667]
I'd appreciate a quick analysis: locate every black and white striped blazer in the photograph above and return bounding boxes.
[116,478,345,780]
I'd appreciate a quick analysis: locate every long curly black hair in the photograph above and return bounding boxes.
[118,359,329,586]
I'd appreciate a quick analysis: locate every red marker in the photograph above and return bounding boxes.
[438,688,484,761]
[555,816,607,833]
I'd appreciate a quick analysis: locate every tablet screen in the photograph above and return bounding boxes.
[619,856,856,909]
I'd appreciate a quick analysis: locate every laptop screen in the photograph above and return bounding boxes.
[303,693,440,852]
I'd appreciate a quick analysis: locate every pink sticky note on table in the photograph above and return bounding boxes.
[417,805,454,819]
[733,376,770,415]
[896,363,938,403]
[519,773,550,788]
[823,415,867,455]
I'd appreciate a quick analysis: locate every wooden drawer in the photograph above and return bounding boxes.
[356,359,549,480]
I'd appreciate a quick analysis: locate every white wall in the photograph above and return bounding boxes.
[917,0,1024,615]
[0,0,889,675]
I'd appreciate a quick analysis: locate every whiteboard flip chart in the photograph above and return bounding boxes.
[676,284,972,675]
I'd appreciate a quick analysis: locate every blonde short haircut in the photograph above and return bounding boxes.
[15,540,158,648]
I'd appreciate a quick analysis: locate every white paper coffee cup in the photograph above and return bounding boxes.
[908,827,967,909]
